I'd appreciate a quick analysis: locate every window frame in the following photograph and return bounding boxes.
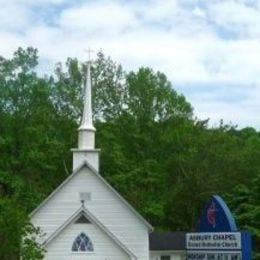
[71,232,94,253]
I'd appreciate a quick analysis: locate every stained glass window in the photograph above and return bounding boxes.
[72,233,94,252]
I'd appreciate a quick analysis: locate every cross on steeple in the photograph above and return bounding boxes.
[84,47,95,62]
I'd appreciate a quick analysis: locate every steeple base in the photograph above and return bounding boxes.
[71,148,100,172]
[78,129,95,149]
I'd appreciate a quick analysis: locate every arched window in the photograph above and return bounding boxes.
[72,233,94,252]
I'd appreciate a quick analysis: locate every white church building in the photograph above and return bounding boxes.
[30,59,186,260]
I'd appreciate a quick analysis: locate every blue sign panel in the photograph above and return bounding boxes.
[188,195,252,259]
[241,231,252,260]
[197,195,237,232]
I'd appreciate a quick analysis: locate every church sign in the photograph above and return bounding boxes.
[186,195,252,260]
[186,232,242,250]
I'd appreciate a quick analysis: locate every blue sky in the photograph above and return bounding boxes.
[1,0,260,128]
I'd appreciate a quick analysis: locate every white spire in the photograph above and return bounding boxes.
[71,49,100,171]
[78,51,95,149]
[78,61,95,131]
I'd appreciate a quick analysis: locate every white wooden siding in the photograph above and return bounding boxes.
[45,223,130,260]
[31,167,149,259]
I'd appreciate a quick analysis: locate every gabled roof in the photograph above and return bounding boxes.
[30,160,153,231]
[149,231,186,251]
[43,205,137,259]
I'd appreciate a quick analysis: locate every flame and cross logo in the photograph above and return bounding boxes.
[206,201,218,228]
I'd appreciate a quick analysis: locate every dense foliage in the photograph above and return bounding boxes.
[0,48,259,259]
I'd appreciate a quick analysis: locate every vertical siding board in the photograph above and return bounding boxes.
[31,168,149,259]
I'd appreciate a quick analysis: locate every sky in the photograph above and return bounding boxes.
[1,0,260,129]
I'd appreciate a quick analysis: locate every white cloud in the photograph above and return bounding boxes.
[0,0,260,128]
[0,2,32,31]
[208,0,260,37]
[58,1,138,34]
[0,0,70,6]
[141,0,179,23]
[0,32,26,57]
[192,85,260,128]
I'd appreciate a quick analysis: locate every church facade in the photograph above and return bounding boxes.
[30,60,185,260]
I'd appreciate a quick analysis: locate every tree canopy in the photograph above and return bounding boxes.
[0,47,259,259]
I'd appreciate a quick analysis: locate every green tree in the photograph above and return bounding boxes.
[0,198,44,260]
[0,47,259,257]
[0,47,71,259]
[97,68,193,226]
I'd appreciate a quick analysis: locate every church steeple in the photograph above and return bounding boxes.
[71,52,100,171]
[79,61,95,131]
[78,61,95,149]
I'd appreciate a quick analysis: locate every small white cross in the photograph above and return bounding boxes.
[84,47,95,62]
